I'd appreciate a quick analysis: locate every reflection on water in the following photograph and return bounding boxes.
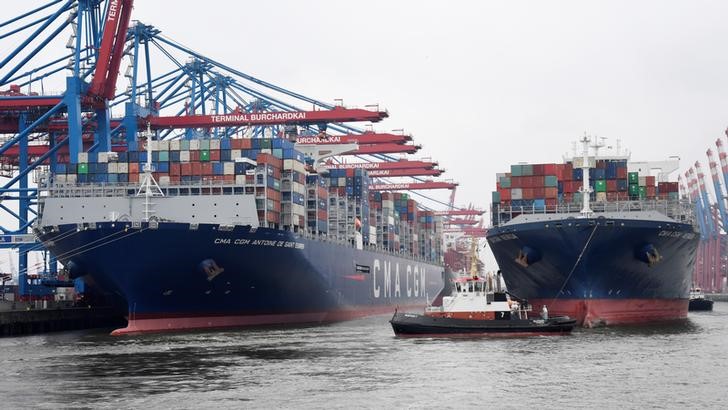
[1,303,727,409]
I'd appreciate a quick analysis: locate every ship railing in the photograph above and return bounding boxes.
[41,181,252,198]
[492,199,696,227]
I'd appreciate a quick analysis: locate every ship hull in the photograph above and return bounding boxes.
[38,222,444,334]
[487,217,699,326]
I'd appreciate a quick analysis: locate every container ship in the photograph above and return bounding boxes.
[34,136,446,335]
[487,138,699,326]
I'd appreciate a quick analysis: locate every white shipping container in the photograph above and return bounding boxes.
[55,174,66,183]
[180,151,190,162]
[189,139,200,150]
[118,163,128,173]
[66,174,77,183]
[97,152,108,163]
[638,176,647,186]
[159,176,170,186]
[107,163,118,173]
[261,148,272,154]
[596,192,607,202]
[572,157,596,168]
[223,162,235,175]
[511,188,523,200]
[382,200,394,209]
[292,182,306,195]
[170,140,181,151]
[159,140,170,151]
[231,149,242,159]
[210,139,220,149]
[235,175,246,185]
[77,152,88,163]
[283,159,295,169]
[149,140,159,150]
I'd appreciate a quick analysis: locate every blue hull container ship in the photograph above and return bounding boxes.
[35,137,445,335]
[488,138,699,327]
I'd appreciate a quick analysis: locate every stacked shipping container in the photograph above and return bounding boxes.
[492,160,681,224]
[52,137,444,262]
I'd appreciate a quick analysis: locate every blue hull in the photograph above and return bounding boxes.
[487,217,699,325]
[39,222,444,334]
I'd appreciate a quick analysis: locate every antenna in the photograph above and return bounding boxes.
[579,136,593,217]
[136,122,164,222]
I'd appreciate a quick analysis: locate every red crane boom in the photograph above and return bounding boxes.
[147,107,388,129]
[368,181,458,191]
[295,132,410,145]
[323,159,438,170]
[88,0,135,101]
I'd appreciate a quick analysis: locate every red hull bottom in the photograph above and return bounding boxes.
[528,298,689,327]
[110,305,417,336]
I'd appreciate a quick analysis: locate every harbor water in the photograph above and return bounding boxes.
[1,303,726,409]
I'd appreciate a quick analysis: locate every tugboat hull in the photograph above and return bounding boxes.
[688,298,714,311]
[389,312,576,336]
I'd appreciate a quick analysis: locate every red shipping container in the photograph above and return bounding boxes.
[533,164,545,176]
[499,188,511,201]
[190,150,200,161]
[646,186,656,197]
[607,192,618,201]
[543,163,557,175]
[522,188,534,199]
[231,139,243,149]
[245,175,254,184]
[129,162,139,173]
[129,173,139,183]
[617,167,628,179]
[511,176,522,188]
[213,175,225,182]
[170,175,181,184]
[607,180,617,192]
[201,162,212,176]
[545,187,558,199]
[210,150,220,161]
[170,163,181,176]
[180,163,192,175]
[546,198,557,207]
[191,162,202,175]
[534,187,545,198]
[240,138,252,149]
[257,153,283,169]
[646,176,655,186]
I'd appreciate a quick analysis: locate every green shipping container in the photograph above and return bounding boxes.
[628,184,640,196]
[77,163,88,174]
[158,151,169,161]
[638,186,647,199]
[200,150,210,161]
[199,139,210,150]
[544,175,558,187]
[521,164,533,176]
[492,191,501,203]
[510,164,523,177]
[628,172,639,184]
[180,140,190,150]
[499,176,512,188]
[595,180,607,192]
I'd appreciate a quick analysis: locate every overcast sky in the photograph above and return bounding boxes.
[4,0,728,268]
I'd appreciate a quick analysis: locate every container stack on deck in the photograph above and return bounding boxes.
[491,160,680,224]
[51,137,444,263]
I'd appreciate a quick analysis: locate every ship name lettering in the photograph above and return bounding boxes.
[383,260,392,298]
[214,238,231,244]
[413,266,419,296]
[373,259,381,298]
[394,264,401,297]
[406,265,412,297]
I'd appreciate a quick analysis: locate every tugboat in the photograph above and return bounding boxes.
[688,288,714,311]
[389,274,576,336]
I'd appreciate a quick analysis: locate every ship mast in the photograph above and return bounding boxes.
[580,136,593,216]
[136,122,164,221]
